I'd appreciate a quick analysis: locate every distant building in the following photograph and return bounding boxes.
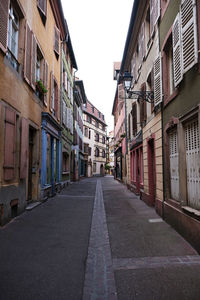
[83,100,107,176]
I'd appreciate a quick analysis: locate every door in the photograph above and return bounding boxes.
[28,128,34,200]
[148,139,156,205]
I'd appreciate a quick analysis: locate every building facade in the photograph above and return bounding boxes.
[83,100,107,177]
[160,0,200,251]
[61,26,77,186]
[73,80,86,180]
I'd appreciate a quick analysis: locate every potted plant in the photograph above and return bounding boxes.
[36,80,48,94]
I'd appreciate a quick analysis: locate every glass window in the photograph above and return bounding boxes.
[8,4,19,58]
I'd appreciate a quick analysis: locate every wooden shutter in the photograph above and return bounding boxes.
[169,130,179,201]
[150,0,154,36]
[0,0,9,52]
[131,53,137,83]
[37,0,47,16]
[132,103,137,135]
[54,26,60,56]
[31,34,37,89]
[118,83,124,102]
[4,107,16,180]
[20,118,28,179]
[181,0,198,73]
[24,24,32,84]
[185,119,200,209]
[43,60,48,106]
[154,53,162,106]
[50,71,54,112]
[54,81,58,118]
[154,0,160,27]
[172,13,183,87]
[140,83,147,124]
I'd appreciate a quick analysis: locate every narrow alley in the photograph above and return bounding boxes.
[0,176,200,300]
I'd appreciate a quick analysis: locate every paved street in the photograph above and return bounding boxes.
[1,176,200,300]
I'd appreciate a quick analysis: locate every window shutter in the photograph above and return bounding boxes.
[54,26,60,56]
[24,23,32,84]
[172,13,183,87]
[181,0,198,73]
[20,118,28,179]
[31,34,37,89]
[118,83,124,102]
[4,107,16,181]
[0,0,9,52]
[154,0,160,27]
[131,53,137,83]
[43,60,48,107]
[150,0,154,36]
[37,0,47,16]
[154,53,163,106]
[132,103,137,135]
[50,71,54,111]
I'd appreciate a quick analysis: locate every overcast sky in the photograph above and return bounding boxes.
[61,0,134,132]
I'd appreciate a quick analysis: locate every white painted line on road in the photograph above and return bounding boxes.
[57,195,94,198]
[148,218,163,223]
[83,179,117,300]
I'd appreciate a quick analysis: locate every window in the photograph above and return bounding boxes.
[89,130,91,139]
[95,133,99,142]
[102,136,105,144]
[102,114,104,121]
[8,4,19,58]
[88,147,91,156]
[92,106,94,113]
[93,162,96,173]
[163,33,175,102]
[54,25,60,58]
[145,6,151,47]
[185,119,200,209]
[95,148,99,157]
[87,115,91,123]
[131,102,137,136]
[37,0,47,24]
[98,112,101,118]
[96,121,99,128]
[169,129,179,200]
[62,152,69,173]
[102,150,106,158]
[140,83,147,125]
[50,72,59,119]
[84,127,88,137]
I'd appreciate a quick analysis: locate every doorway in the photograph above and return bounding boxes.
[148,138,156,205]
[28,127,36,201]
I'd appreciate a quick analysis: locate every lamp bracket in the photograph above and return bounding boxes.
[127,90,154,103]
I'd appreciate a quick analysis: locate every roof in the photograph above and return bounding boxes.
[83,100,107,126]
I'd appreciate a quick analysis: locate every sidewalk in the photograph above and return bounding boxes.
[102,176,200,300]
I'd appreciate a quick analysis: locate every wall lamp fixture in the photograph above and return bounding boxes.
[121,71,154,103]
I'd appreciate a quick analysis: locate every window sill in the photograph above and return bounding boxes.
[182,206,200,217]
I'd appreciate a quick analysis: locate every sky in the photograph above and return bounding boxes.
[61,0,134,132]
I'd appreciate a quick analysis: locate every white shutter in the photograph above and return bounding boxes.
[154,0,160,27]
[185,119,200,209]
[172,13,183,87]
[150,0,154,36]
[131,52,137,83]
[169,130,179,200]
[154,53,162,106]
[181,0,198,73]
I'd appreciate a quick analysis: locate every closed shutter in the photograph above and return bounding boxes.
[150,0,154,36]
[0,0,9,52]
[20,118,28,179]
[172,13,183,87]
[169,130,179,200]
[54,26,60,56]
[4,107,16,180]
[118,83,124,101]
[131,53,137,83]
[31,34,37,89]
[43,60,48,106]
[24,24,32,84]
[154,53,163,106]
[50,71,54,112]
[132,103,137,135]
[138,23,145,67]
[154,0,160,27]
[37,0,47,16]
[181,0,198,73]
[185,119,200,209]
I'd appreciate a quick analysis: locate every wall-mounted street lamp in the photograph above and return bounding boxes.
[121,71,154,103]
